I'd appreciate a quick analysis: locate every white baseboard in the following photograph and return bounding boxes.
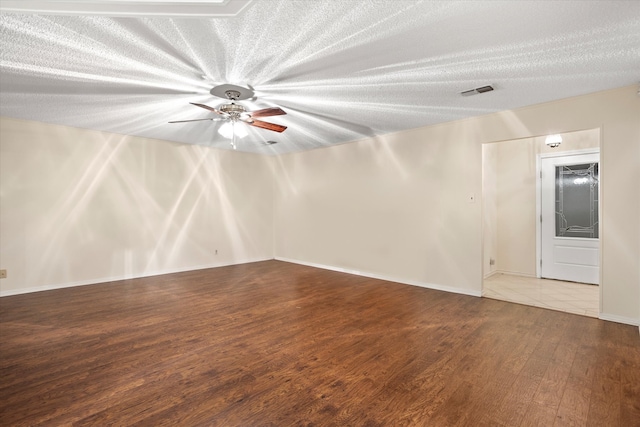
[493,270,538,278]
[598,313,640,327]
[275,257,482,298]
[0,257,272,297]
[483,270,499,280]
[5,257,636,329]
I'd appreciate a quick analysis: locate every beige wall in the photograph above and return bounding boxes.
[274,85,640,324]
[487,129,600,277]
[0,117,274,295]
[273,124,485,296]
[1,85,638,325]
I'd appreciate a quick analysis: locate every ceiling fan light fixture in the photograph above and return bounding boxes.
[235,123,248,139]
[218,121,234,139]
[218,121,248,139]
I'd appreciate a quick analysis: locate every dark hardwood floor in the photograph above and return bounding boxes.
[1,260,639,426]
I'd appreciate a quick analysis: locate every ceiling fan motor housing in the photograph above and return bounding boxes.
[219,102,247,120]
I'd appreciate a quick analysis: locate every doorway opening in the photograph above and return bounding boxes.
[481,129,601,317]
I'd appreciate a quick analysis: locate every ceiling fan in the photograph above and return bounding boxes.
[169,84,287,138]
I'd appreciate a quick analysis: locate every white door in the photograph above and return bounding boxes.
[540,153,599,284]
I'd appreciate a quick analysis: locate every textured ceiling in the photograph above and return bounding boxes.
[1,1,639,155]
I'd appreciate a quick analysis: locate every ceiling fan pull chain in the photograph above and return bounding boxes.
[231,121,237,150]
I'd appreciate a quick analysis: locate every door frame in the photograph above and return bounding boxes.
[535,148,601,281]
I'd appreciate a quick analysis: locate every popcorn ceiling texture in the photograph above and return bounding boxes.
[0,0,639,154]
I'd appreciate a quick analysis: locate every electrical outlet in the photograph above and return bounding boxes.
[489,258,495,266]
[0,269,6,279]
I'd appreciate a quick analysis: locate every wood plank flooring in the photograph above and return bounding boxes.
[1,260,639,426]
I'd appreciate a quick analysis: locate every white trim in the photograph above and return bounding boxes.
[275,257,482,298]
[536,147,600,281]
[6,256,636,327]
[0,257,271,297]
[483,270,499,280]
[599,313,640,327]
[536,155,542,278]
[538,147,601,160]
[599,127,605,321]
[492,269,538,279]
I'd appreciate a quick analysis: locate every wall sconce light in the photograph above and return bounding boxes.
[545,134,562,148]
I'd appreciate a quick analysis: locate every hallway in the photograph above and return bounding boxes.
[483,273,599,318]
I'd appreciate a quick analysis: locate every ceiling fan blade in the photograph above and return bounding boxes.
[249,107,287,118]
[168,118,219,123]
[246,119,287,133]
[190,102,226,116]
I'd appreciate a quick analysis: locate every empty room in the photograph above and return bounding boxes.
[1,1,639,426]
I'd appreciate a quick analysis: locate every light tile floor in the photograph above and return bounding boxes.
[483,273,599,318]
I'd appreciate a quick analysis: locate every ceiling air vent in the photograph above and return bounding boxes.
[461,85,494,97]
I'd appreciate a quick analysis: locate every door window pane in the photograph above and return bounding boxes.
[555,162,599,238]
